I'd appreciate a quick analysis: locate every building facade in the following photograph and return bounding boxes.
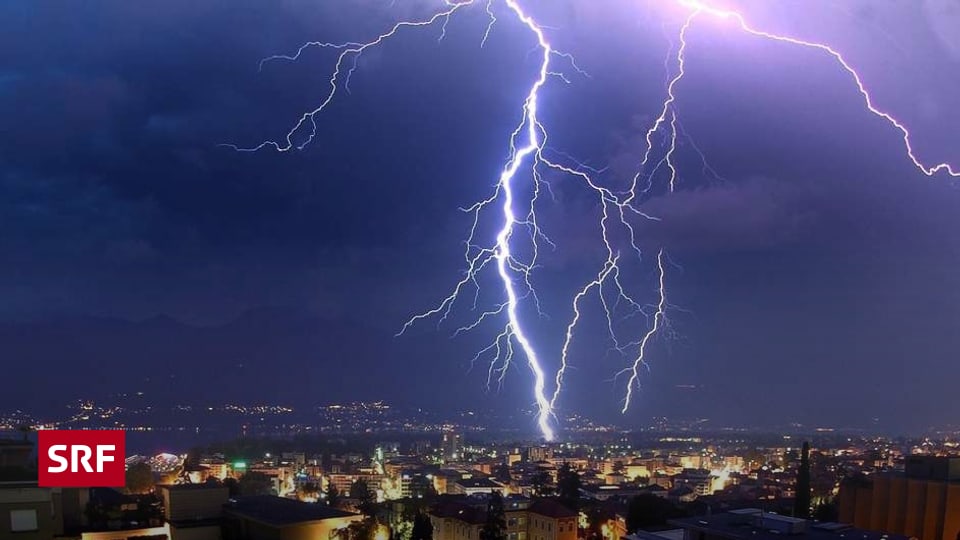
[837,456,960,540]
[222,495,361,540]
[429,497,576,540]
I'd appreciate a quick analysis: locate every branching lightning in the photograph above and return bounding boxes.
[234,0,960,441]
[676,0,960,178]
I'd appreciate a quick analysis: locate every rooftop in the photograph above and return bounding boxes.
[581,484,643,492]
[627,530,685,540]
[0,439,33,448]
[669,510,910,540]
[431,501,486,525]
[456,478,503,489]
[157,483,228,492]
[224,495,359,527]
[430,497,576,523]
[528,499,577,519]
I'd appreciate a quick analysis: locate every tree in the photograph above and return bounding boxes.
[531,469,554,497]
[351,479,375,515]
[224,477,240,497]
[411,512,434,540]
[794,442,811,519]
[351,478,371,499]
[125,462,155,494]
[584,504,612,540]
[494,463,512,484]
[556,463,581,512]
[393,521,412,540]
[299,482,321,501]
[480,491,507,540]
[238,471,274,496]
[625,494,679,532]
[326,481,341,507]
[343,517,379,540]
[184,446,204,469]
[813,501,838,522]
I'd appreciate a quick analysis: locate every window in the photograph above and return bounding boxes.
[10,509,39,532]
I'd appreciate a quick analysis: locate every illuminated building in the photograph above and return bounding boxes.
[450,477,505,496]
[678,455,706,470]
[605,472,625,485]
[157,483,229,539]
[400,471,435,499]
[443,431,463,462]
[429,497,577,540]
[327,473,382,497]
[672,469,715,497]
[198,458,228,481]
[80,525,171,540]
[624,463,650,480]
[837,456,960,540]
[722,456,744,471]
[526,447,552,463]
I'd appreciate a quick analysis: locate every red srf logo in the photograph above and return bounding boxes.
[38,430,126,487]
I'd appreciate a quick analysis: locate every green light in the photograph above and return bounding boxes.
[233,461,247,469]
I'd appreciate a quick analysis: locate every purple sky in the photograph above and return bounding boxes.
[0,0,958,434]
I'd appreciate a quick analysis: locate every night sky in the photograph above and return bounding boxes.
[2,0,959,434]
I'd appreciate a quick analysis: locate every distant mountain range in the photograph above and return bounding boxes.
[0,307,478,416]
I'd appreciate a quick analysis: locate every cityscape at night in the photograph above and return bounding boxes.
[2,1,960,540]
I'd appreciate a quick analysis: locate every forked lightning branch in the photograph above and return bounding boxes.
[230,0,959,441]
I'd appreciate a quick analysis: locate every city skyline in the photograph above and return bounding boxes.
[2,0,960,436]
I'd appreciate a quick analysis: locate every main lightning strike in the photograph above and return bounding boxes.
[236,0,959,441]
[483,0,555,441]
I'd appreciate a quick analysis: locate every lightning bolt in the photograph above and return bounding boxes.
[223,1,477,153]
[671,0,959,178]
[234,0,959,441]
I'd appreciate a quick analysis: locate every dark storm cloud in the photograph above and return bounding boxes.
[635,165,960,258]
[0,0,527,321]
[2,0,960,430]
[638,178,818,254]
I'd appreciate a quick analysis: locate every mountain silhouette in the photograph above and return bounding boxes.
[0,307,480,416]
